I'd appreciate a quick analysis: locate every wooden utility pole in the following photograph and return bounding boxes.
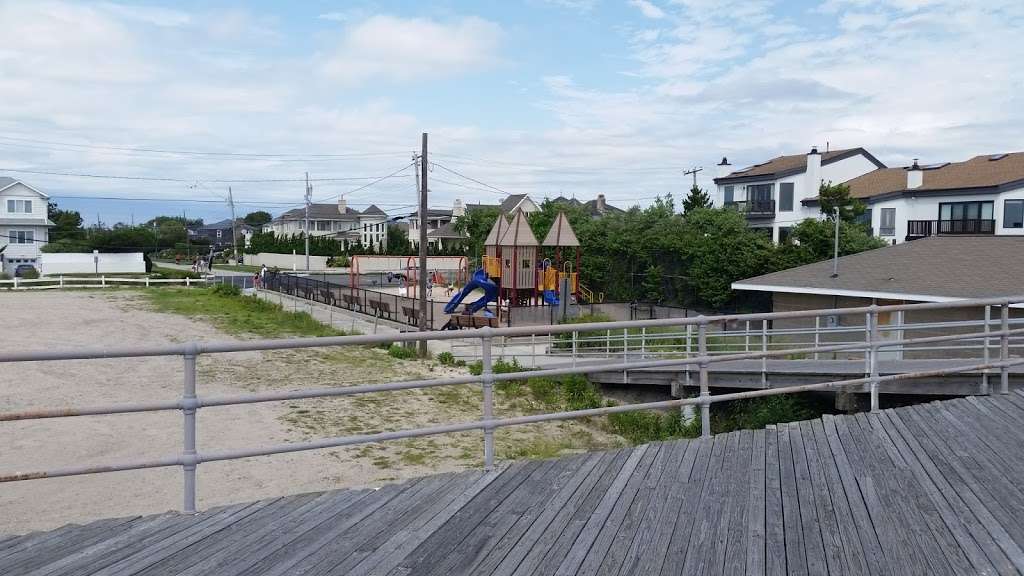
[683,166,703,188]
[418,133,429,356]
[304,172,311,271]
[227,186,239,264]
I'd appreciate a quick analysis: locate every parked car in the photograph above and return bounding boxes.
[14,264,38,278]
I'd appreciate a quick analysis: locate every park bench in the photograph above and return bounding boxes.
[319,288,337,306]
[368,300,392,318]
[341,294,360,311]
[450,315,499,329]
[402,306,419,326]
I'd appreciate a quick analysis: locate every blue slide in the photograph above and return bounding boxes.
[542,290,559,306]
[444,268,498,315]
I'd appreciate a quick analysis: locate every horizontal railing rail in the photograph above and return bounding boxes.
[0,276,207,289]
[2,295,1024,514]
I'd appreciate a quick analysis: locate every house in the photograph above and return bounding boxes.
[713,147,886,242]
[265,199,389,249]
[550,194,625,218]
[731,236,1024,358]
[0,177,54,275]
[466,193,540,215]
[808,152,1024,243]
[188,219,254,249]
[408,200,463,249]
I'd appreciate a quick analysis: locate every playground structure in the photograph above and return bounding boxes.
[444,209,595,328]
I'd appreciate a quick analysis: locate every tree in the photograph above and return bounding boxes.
[453,205,502,261]
[386,224,410,254]
[47,201,84,243]
[244,211,272,227]
[818,181,865,222]
[681,184,712,214]
[779,218,887,266]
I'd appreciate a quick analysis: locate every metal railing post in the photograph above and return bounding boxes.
[182,344,199,513]
[531,333,537,368]
[685,324,692,388]
[481,332,495,470]
[761,319,768,387]
[572,330,577,368]
[813,316,820,360]
[698,319,710,438]
[864,312,871,377]
[606,329,611,358]
[869,307,880,413]
[640,327,646,359]
[983,305,991,394]
[1001,303,1010,395]
[745,320,750,353]
[622,328,629,383]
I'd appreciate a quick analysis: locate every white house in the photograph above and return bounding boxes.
[713,147,886,242]
[409,199,465,249]
[813,152,1024,243]
[0,176,54,275]
[265,198,389,249]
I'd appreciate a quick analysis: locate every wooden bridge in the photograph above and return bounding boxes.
[5,392,1024,575]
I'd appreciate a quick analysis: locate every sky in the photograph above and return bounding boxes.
[1,0,1023,225]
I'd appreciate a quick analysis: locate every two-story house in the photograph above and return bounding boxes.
[409,200,464,249]
[549,194,625,218]
[265,199,389,249]
[188,219,254,249]
[0,177,54,275]
[713,147,886,242]
[814,152,1024,243]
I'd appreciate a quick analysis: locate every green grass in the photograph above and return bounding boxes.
[387,344,418,360]
[145,286,346,337]
[214,264,261,273]
[151,266,203,280]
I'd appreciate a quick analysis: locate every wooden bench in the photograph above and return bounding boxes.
[319,288,337,306]
[342,294,360,310]
[450,315,499,329]
[402,306,419,325]
[368,300,392,318]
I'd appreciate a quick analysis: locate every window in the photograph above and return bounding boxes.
[316,221,331,231]
[216,230,222,238]
[779,183,794,212]
[1004,200,1024,229]
[879,208,896,236]
[778,227,793,244]
[746,184,773,201]
[6,199,32,214]
[723,186,734,204]
[939,201,995,233]
[522,259,531,269]
[8,230,34,244]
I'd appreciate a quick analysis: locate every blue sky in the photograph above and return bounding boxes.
[2,0,1023,225]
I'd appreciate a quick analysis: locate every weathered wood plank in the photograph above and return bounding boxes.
[788,423,827,576]
[762,425,785,576]
[678,434,730,576]
[655,437,715,576]
[721,430,754,576]
[808,419,869,576]
[777,424,809,576]
[744,429,767,576]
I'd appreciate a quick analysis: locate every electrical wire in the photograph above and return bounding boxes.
[313,162,416,202]
[430,162,511,197]
[0,167,414,184]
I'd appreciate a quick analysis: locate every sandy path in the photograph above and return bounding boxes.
[1,291,623,534]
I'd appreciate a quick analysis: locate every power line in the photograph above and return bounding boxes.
[430,162,510,197]
[313,161,416,202]
[432,151,682,173]
[0,135,408,160]
[0,167,413,184]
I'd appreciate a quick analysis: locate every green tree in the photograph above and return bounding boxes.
[779,218,887,266]
[818,181,865,222]
[454,205,502,261]
[47,202,85,243]
[243,211,272,227]
[681,184,712,214]
[386,224,410,254]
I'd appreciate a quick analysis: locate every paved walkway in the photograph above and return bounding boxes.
[5,393,1024,574]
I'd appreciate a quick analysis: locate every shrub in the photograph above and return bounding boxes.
[436,351,466,367]
[467,357,523,376]
[327,254,350,267]
[0,272,10,280]
[211,283,242,297]
[608,410,697,444]
[387,344,418,360]
[19,267,40,279]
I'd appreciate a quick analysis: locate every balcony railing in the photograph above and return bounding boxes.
[906,219,996,240]
[725,199,776,218]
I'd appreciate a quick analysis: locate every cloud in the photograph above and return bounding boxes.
[629,0,666,19]
[97,2,190,27]
[319,15,502,85]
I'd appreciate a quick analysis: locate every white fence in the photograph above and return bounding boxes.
[0,276,207,290]
[39,252,145,275]
[248,252,330,271]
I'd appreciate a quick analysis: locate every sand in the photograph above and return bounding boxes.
[0,290,621,534]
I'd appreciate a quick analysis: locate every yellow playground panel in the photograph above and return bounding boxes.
[482,255,501,279]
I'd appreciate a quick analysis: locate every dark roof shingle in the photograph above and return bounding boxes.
[715,148,884,184]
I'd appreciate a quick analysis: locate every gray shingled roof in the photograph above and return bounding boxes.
[499,194,528,213]
[427,221,468,239]
[0,176,16,189]
[0,218,55,226]
[733,236,1024,301]
[714,148,886,184]
[274,203,384,222]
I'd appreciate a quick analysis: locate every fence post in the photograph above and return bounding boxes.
[182,344,199,513]
[572,330,577,368]
[606,329,611,359]
[481,331,495,470]
[60,275,64,288]
[101,275,106,287]
[761,319,768,388]
[698,319,711,438]
[531,333,537,368]
[864,312,871,377]
[684,324,692,388]
[983,305,991,395]
[869,306,880,413]
[640,327,646,359]
[813,316,820,361]
[1001,303,1010,395]
[745,320,750,353]
[145,277,150,288]
[622,328,629,383]
[185,277,191,287]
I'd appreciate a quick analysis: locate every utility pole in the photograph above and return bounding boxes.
[418,133,429,356]
[184,210,190,257]
[831,206,841,278]
[227,186,239,264]
[304,172,312,271]
[683,166,703,188]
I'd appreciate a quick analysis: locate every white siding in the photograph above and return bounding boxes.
[870,183,1024,243]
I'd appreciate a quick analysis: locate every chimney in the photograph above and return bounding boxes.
[452,198,465,218]
[806,146,822,195]
[717,156,732,178]
[596,194,607,213]
[338,196,347,214]
[907,159,923,189]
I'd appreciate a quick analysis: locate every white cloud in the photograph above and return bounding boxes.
[629,0,666,19]
[319,15,502,85]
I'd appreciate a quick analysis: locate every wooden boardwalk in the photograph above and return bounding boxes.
[6,393,1024,575]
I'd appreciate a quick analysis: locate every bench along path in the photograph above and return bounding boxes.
[6,394,1024,575]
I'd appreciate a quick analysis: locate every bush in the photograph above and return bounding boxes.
[211,283,242,297]
[19,267,39,279]
[467,357,523,376]
[436,351,466,367]
[0,272,10,280]
[327,255,350,267]
[608,410,698,444]
[387,344,418,360]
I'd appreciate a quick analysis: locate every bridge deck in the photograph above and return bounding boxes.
[5,393,1024,575]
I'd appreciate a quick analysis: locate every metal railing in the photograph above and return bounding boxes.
[906,218,997,239]
[0,276,207,289]
[2,296,1024,514]
[725,199,776,217]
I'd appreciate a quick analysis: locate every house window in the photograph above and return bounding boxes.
[8,230,34,244]
[779,183,794,212]
[723,186,734,204]
[316,221,331,231]
[216,230,222,238]
[6,199,32,214]
[1003,200,1024,229]
[856,208,873,235]
[778,227,793,244]
[939,201,994,233]
[522,259,531,269]
[880,208,896,236]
